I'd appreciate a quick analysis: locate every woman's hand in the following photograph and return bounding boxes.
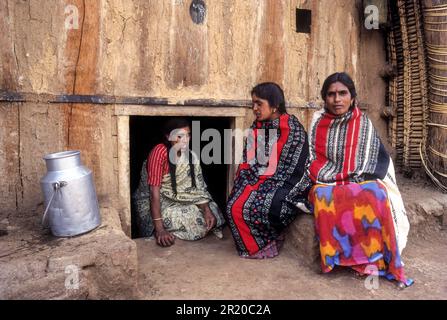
[203,207,216,232]
[155,228,175,247]
[150,185,175,247]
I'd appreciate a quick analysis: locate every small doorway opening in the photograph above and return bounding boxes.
[129,116,232,239]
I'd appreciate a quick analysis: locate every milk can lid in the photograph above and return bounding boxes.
[43,150,81,160]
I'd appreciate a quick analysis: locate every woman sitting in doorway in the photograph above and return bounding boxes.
[226,82,312,259]
[308,72,413,287]
[132,117,225,247]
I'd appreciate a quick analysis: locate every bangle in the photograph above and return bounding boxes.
[153,217,163,221]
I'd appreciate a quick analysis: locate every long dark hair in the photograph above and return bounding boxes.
[320,72,357,102]
[251,82,287,114]
[162,117,196,195]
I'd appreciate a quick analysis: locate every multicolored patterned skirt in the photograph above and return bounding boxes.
[309,181,413,286]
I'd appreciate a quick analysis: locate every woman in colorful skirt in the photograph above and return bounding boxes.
[226,82,312,259]
[132,117,225,247]
[308,72,413,287]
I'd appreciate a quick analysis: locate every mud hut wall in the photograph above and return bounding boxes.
[0,0,387,221]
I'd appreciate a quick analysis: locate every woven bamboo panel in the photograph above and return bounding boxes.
[387,0,429,172]
[421,1,447,191]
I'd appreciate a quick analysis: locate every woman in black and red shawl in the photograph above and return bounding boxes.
[226,82,311,259]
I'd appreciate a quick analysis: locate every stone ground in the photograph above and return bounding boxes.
[136,225,447,300]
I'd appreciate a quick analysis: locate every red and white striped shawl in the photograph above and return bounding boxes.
[308,106,390,185]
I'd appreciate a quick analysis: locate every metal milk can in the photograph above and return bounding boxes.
[40,150,101,237]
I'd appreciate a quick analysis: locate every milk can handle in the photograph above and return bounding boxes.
[42,181,67,228]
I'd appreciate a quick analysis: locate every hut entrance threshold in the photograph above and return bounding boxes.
[114,105,247,237]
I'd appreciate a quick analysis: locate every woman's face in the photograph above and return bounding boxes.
[167,126,191,151]
[324,82,354,116]
[252,94,278,122]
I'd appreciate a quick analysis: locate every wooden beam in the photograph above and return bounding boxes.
[117,115,131,237]
[0,91,315,109]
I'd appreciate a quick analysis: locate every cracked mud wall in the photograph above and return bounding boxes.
[0,0,387,220]
[0,103,19,218]
[1,0,387,100]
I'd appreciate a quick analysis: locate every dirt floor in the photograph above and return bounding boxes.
[136,225,447,300]
[1,175,446,299]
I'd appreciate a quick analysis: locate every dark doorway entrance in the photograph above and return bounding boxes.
[129,116,232,239]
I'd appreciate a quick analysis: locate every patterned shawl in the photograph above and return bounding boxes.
[308,106,410,253]
[226,113,311,256]
[309,106,390,184]
[132,151,219,238]
[237,113,311,214]
[159,151,212,205]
